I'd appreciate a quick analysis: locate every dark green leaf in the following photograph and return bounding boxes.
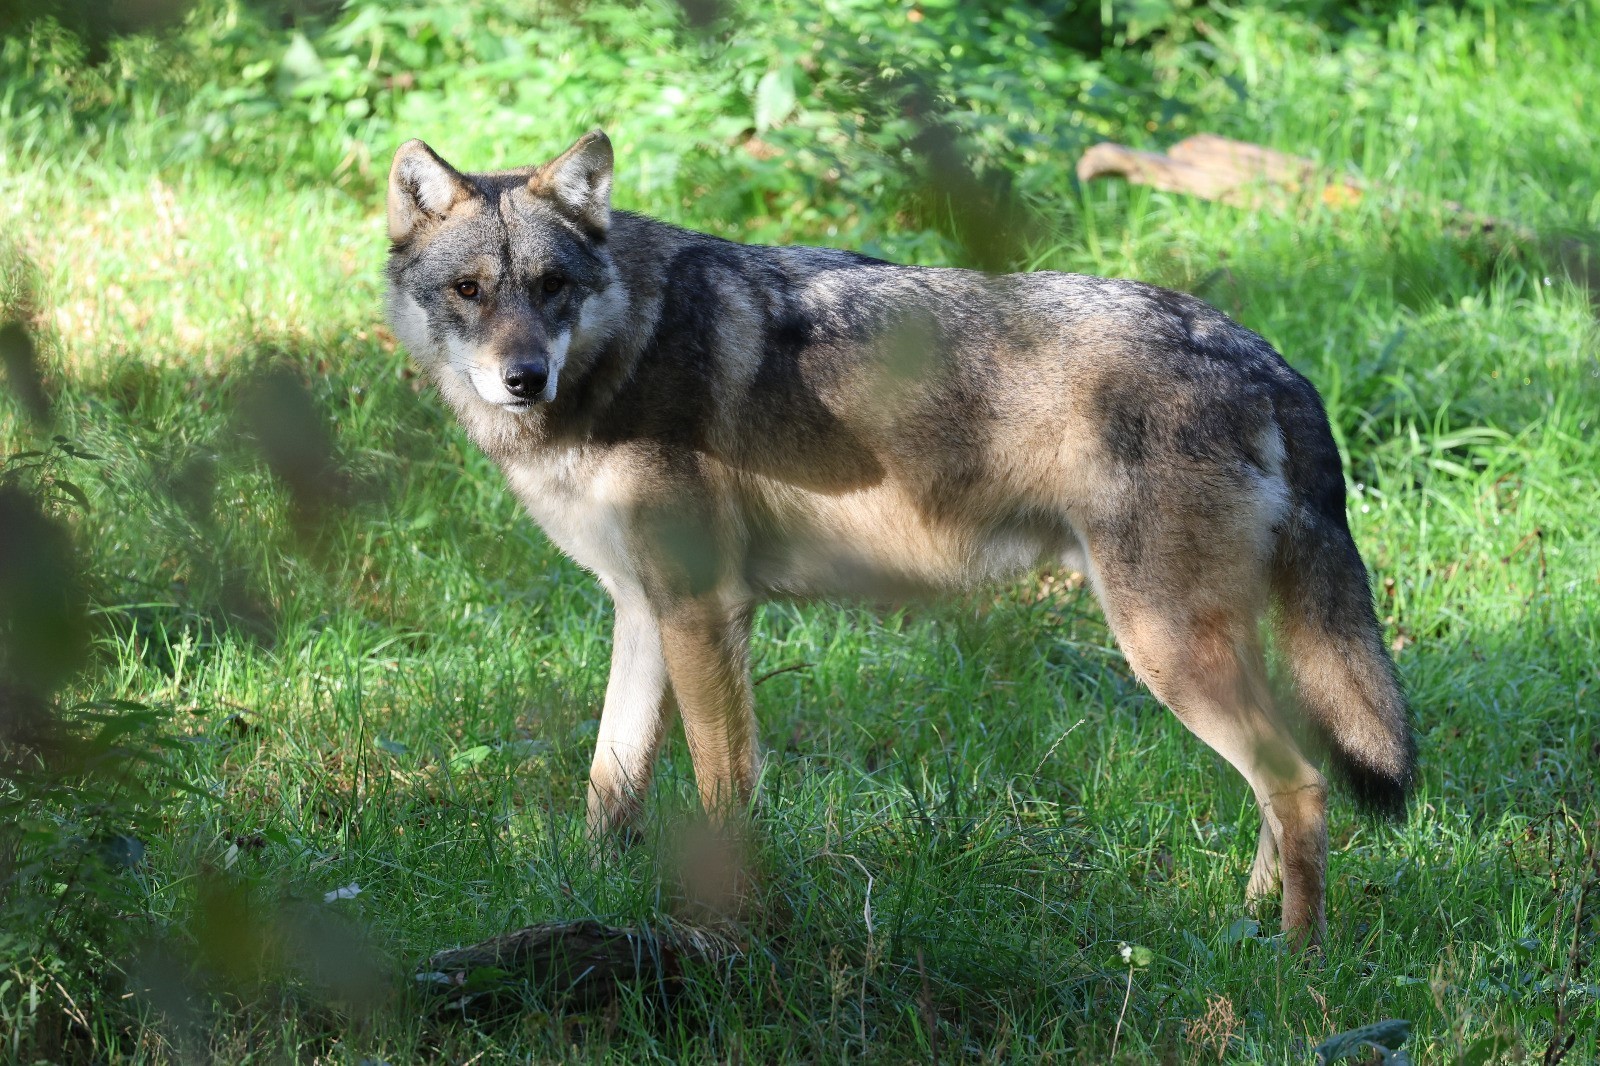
[54,479,90,510]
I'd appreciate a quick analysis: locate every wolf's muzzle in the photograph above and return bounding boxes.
[503,359,549,401]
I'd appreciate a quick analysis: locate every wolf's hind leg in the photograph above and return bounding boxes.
[1092,579,1329,948]
[587,599,676,838]
[1246,818,1281,909]
[657,601,759,816]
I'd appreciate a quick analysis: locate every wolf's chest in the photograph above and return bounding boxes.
[502,451,642,597]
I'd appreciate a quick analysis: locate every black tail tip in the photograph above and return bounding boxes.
[1332,744,1417,821]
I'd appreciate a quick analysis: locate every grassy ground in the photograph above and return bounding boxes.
[2,1,1598,1061]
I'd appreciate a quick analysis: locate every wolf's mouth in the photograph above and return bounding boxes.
[497,390,557,410]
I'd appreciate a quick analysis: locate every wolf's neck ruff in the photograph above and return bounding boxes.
[383,130,1415,952]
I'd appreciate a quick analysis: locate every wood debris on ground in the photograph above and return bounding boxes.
[416,919,743,1013]
[1076,133,1530,242]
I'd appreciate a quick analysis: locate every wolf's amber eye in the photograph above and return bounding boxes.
[542,274,566,295]
[454,280,480,300]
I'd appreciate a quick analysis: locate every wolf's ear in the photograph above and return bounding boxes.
[528,130,613,236]
[388,140,473,243]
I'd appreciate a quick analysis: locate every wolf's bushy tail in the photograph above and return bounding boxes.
[1270,388,1416,817]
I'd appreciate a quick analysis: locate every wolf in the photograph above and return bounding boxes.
[384,129,1415,948]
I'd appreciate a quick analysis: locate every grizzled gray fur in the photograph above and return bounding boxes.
[385,130,1415,949]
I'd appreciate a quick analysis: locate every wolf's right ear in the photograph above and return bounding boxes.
[388,140,473,243]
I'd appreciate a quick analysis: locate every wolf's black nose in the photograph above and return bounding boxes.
[502,359,549,400]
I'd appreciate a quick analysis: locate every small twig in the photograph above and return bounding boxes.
[1110,962,1134,1059]
[1502,526,1546,581]
[753,661,813,687]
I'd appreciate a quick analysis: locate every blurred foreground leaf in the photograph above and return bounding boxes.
[1314,1019,1412,1065]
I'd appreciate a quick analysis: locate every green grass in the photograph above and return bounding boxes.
[2,0,1598,1061]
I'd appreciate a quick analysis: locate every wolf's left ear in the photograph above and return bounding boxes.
[529,130,614,236]
[388,140,473,243]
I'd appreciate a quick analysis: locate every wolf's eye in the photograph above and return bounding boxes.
[542,274,566,295]
[454,280,480,300]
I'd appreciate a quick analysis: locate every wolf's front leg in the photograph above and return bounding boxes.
[657,600,759,816]
[587,598,676,838]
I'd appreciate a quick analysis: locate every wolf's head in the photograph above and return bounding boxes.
[384,131,626,412]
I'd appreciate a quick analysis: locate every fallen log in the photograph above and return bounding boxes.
[416,919,742,1013]
[1076,133,1343,207]
[1077,133,1529,241]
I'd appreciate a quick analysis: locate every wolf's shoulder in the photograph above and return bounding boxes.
[613,212,936,280]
